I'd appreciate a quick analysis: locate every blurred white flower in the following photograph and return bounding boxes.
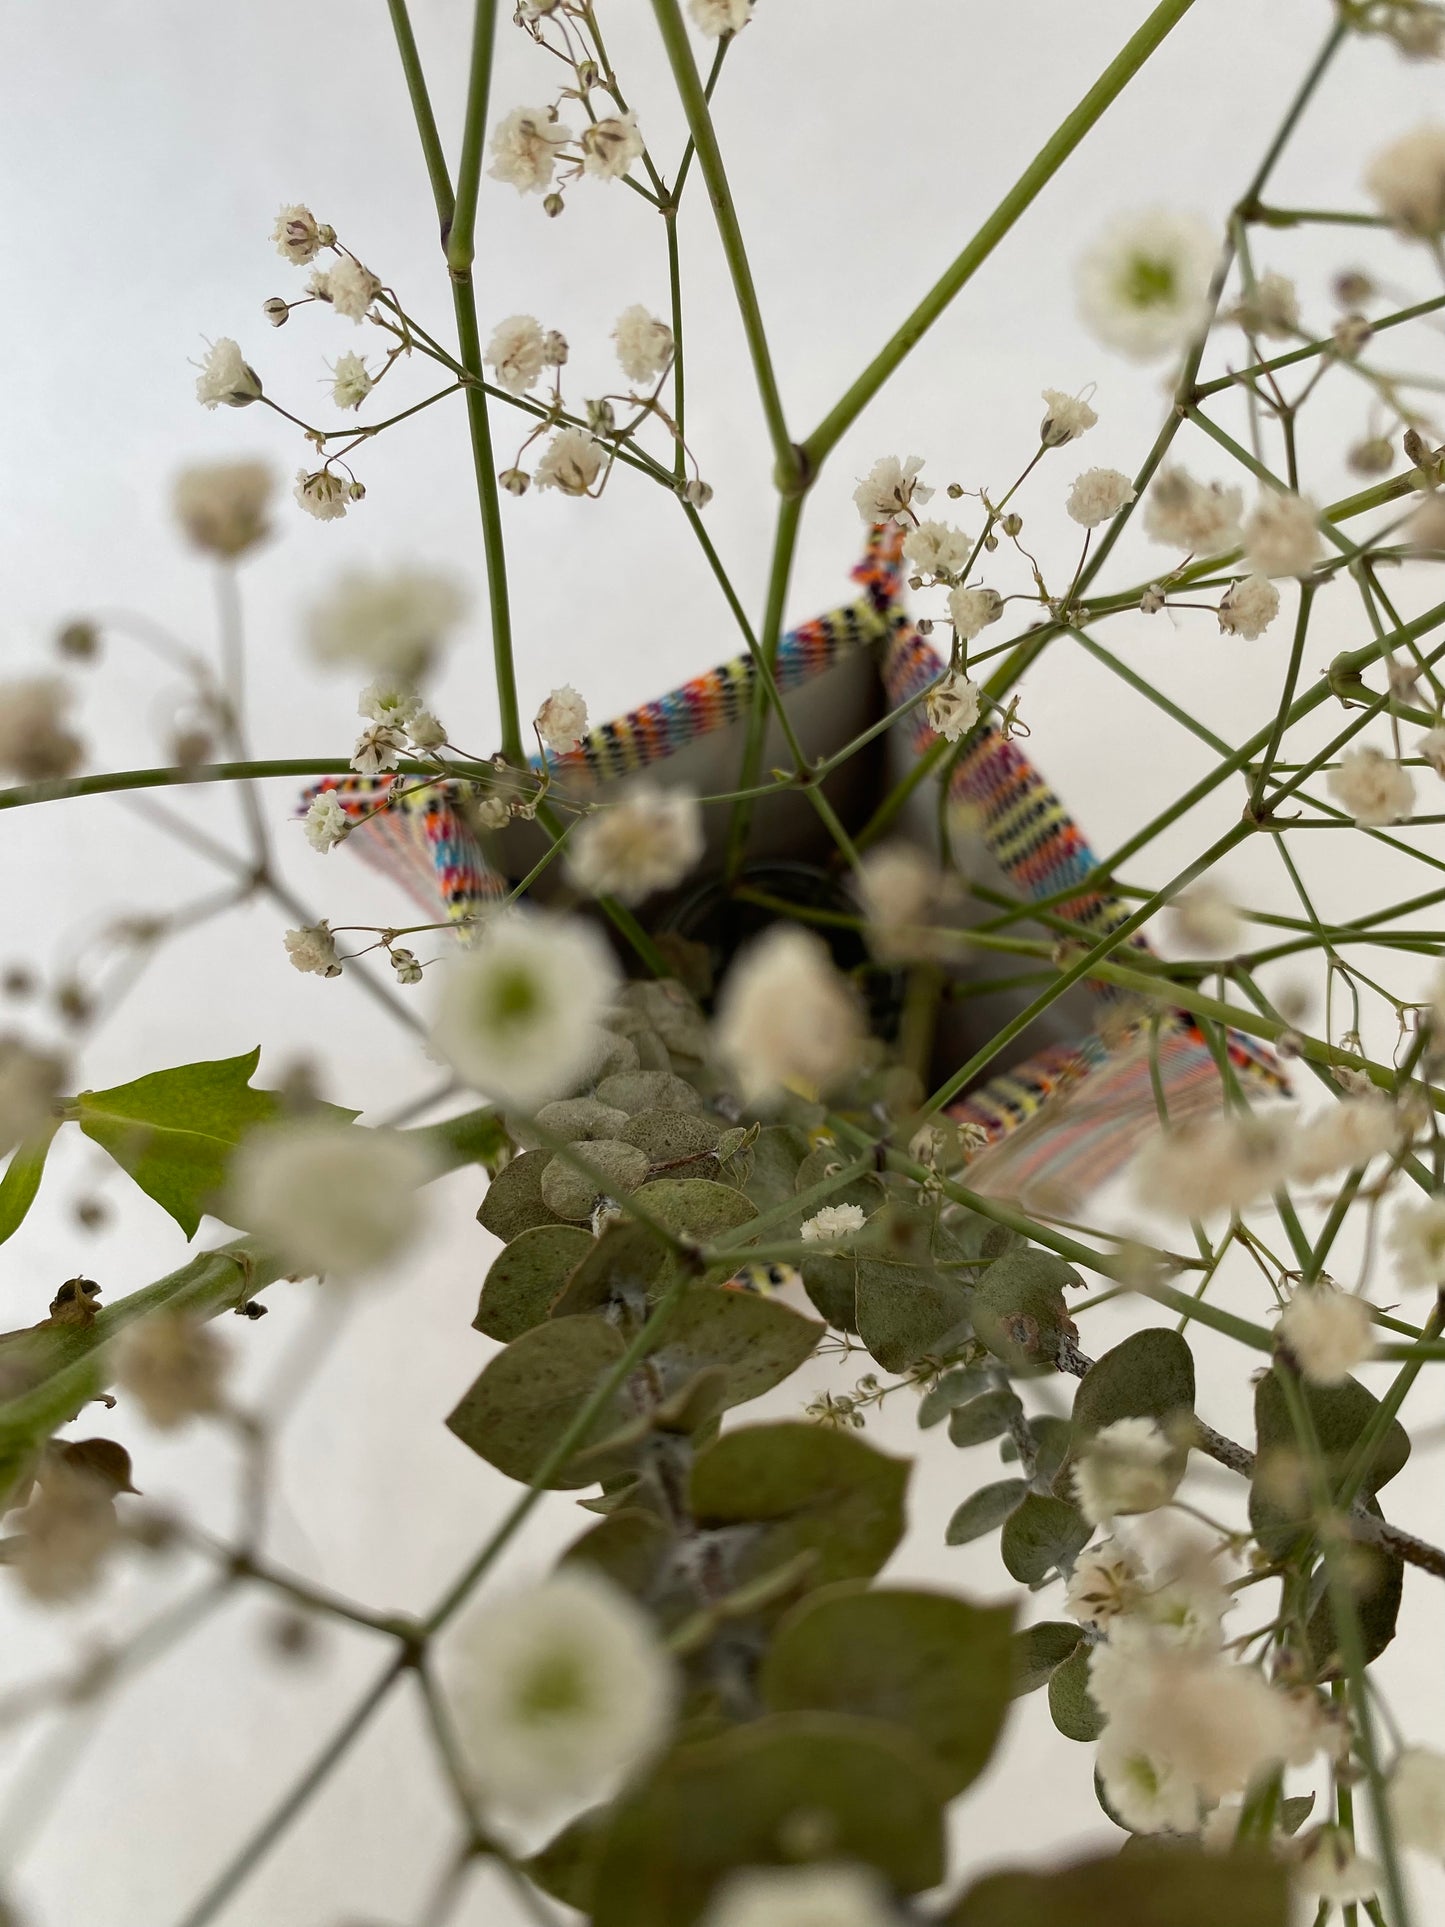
[1365,123,1445,235]
[714,925,864,1108]
[1164,883,1242,957]
[1389,1744,1445,1852]
[485,315,547,395]
[1292,1827,1381,1905]
[0,676,83,781]
[1387,1195,1445,1289]
[1135,1111,1293,1218]
[195,337,262,409]
[701,1864,895,1927]
[566,788,705,904]
[1074,1417,1181,1525]
[1326,745,1415,826]
[1242,491,1323,577]
[308,566,467,681]
[228,1120,434,1282]
[689,0,753,35]
[1228,271,1300,338]
[173,460,275,558]
[489,106,572,193]
[1276,1285,1375,1386]
[1066,467,1136,528]
[1076,208,1216,360]
[613,305,674,384]
[303,791,349,852]
[431,913,620,1110]
[441,1570,676,1818]
[1065,1538,1144,1630]
[0,1035,67,1159]
[1217,575,1280,640]
[1142,467,1243,553]
[1289,1095,1399,1184]
[112,1311,228,1430]
[853,455,931,525]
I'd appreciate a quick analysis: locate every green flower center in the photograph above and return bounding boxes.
[485,964,542,1027]
[1122,253,1177,310]
[515,1648,590,1721]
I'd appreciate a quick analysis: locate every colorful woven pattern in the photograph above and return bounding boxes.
[300,521,1286,1205]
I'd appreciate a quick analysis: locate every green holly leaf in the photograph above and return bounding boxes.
[73,1049,355,1239]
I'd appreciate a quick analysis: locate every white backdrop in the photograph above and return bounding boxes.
[2,2,1444,1922]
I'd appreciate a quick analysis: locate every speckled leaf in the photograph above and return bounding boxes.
[549,1220,670,1319]
[628,1178,758,1243]
[619,1109,723,1173]
[540,1139,650,1221]
[473,1224,593,1340]
[595,1070,703,1116]
[946,1479,1029,1546]
[856,1258,972,1372]
[1047,1643,1104,1741]
[650,1286,823,1411]
[445,1314,635,1489]
[477,1149,564,1242]
[972,1249,1080,1372]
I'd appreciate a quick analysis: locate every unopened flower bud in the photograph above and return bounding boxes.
[1000,512,1023,537]
[263,297,290,327]
[682,477,713,509]
[1348,435,1395,477]
[542,330,569,366]
[170,728,213,769]
[585,397,616,435]
[1334,270,1374,308]
[946,482,964,499]
[56,620,100,662]
[1140,587,1166,615]
[347,480,366,501]
[916,616,934,635]
[317,223,337,247]
[1332,314,1372,359]
[500,467,531,497]
[543,192,565,219]
[1404,426,1435,470]
[577,59,599,89]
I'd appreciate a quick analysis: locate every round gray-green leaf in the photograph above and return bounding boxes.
[1000,1493,1091,1585]
[540,1140,650,1221]
[474,1223,592,1340]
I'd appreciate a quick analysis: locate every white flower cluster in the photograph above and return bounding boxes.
[714,925,864,1108]
[172,460,275,559]
[926,670,982,742]
[566,787,705,905]
[1076,208,1216,361]
[854,455,931,526]
[1326,745,1415,826]
[488,104,645,196]
[308,567,467,682]
[228,1119,436,1283]
[1142,467,1242,554]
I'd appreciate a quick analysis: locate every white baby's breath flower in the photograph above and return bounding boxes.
[358,679,421,729]
[688,0,753,35]
[1097,1647,1303,1811]
[853,455,932,526]
[324,257,382,323]
[194,338,262,410]
[0,1036,67,1159]
[1142,467,1243,553]
[9,1457,123,1604]
[926,670,982,742]
[1389,1745,1445,1853]
[854,844,959,964]
[1292,1828,1382,1906]
[947,585,1004,640]
[1365,123,1445,236]
[1066,467,1136,528]
[294,468,350,521]
[1164,883,1242,957]
[581,112,644,181]
[408,710,447,751]
[566,788,705,904]
[1387,1195,1445,1289]
[1095,1726,1202,1835]
[1276,1285,1375,1386]
[1217,575,1281,640]
[228,1119,434,1282]
[535,426,605,496]
[440,1570,676,1819]
[715,925,864,1109]
[1420,726,1445,778]
[1074,1417,1181,1525]
[1290,1096,1399,1184]
[701,1864,895,1927]
[1065,1538,1144,1630]
[308,567,467,681]
[272,204,329,266]
[903,520,972,577]
[112,1312,227,1430]
[612,306,674,384]
[485,315,547,396]
[0,676,84,780]
[330,351,373,411]
[536,685,589,753]
[1242,491,1323,577]
[1326,745,1416,826]
[1076,208,1216,360]
[800,1203,868,1244]
[350,724,403,775]
[1135,1111,1293,1219]
[303,791,349,852]
[172,460,275,558]
[489,106,572,193]
[1228,271,1300,339]
[283,921,342,978]
[1040,388,1098,447]
[431,913,621,1110]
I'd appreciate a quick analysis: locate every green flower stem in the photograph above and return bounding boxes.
[1276,1366,1414,1927]
[648,0,796,489]
[801,0,1202,468]
[445,0,500,274]
[724,492,805,879]
[1194,294,1445,400]
[1251,204,1391,228]
[1336,1299,1445,1509]
[1248,581,1316,820]
[387,0,457,239]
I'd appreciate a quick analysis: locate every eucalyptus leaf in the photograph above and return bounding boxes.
[1056,1327,1196,1499]
[1305,1508,1403,1676]
[0,1121,59,1249]
[946,1479,1029,1546]
[473,1224,592,1341]
[1002,1414,1071,1485]
[1000,1493,1091,1586]
[539,1139,650,1221]
[477,1149,564,1242]
[944,1844,1289,1926]
[1047,1643,1104,1741]
[972,1249,1081,1372]
[649,1286,823,1412]
[591,1714,947,1927]
[519,1097,629,1146]
[741,1125,811,1211]
[799,1252,858,1332]
[690,1422,909,1601]
[1250,1367,1410,1560]
[619,1110,723,1172]
[74,1048,356,1239]
[948,1389,1019,1449]
[525,1808,610,1914]
[918,1367,991,1429]
[445,1314,635,1489]
[758,1582,1016,1797]
[550,1220,670,1319]
[628,1178,758,1243]
[595,1070,703,1116]
[856,1258,972,1373]
[1010,1621,1083,1696]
